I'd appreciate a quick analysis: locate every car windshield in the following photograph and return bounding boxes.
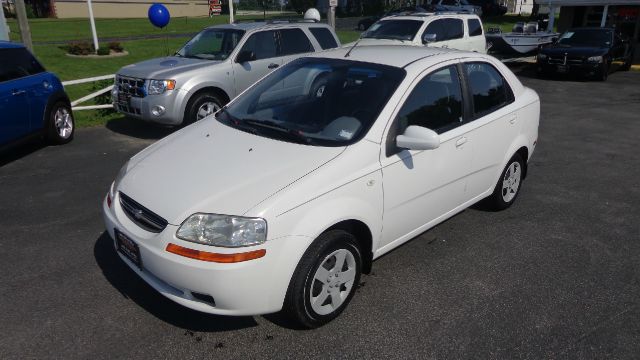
[558,29,612,47]
[362,20,423,41]
[217,58,406,147]
[176,28,245,60]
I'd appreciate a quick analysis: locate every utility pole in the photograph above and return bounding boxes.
[0,2,9,41]
[15,0,33,52]
[328,0,336,29]
[228,0,235,23]
[87,0,99,52]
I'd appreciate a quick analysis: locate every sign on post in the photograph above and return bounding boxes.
[329,0,337,7]
[209,0,222,17]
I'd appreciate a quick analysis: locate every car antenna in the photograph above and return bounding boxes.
[344,37,362,58]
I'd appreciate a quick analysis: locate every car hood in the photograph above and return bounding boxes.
[118,118,345,225]
[540,45,608,57]
[117,56,222,79]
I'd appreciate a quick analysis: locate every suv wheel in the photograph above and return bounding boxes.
[184,92,223,126]
[283,230,362,328]
[46,101,74,145]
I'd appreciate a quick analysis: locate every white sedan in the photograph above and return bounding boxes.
[103,45,539,328]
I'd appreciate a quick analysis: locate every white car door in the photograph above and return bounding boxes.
[461,61,522,198]
[232,30,283,96]
[378,62,473,251]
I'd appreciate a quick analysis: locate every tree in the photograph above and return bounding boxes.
[289,0,315,13]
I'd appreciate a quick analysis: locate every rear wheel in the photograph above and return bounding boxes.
[46,101,74,145]
[283,230,362,328]
[487,153,524,211]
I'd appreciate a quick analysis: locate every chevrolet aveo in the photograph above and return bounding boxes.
[103,45,539,328]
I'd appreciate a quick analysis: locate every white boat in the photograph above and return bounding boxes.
[486,22,559,55]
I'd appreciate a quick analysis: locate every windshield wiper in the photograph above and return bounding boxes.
[174,52,183,57]
[242,119,313,145]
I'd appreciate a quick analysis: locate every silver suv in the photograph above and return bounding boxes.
[112,21,340,126]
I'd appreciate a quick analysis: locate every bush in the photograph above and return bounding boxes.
[108,42,124,52]
[96,47,110,56]
[67,41,93,55]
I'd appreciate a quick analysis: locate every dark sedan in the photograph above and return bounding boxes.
[536,27,634,81]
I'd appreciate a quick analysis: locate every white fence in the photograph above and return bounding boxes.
[62,74,115,112]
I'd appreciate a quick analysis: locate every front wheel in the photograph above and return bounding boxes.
[597,60,609,81]
[46,101,74,145]
[487,153,524,211]
[283,230,362,328]
[183,92,223,126]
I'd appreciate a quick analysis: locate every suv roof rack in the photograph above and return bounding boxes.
[232,18,320,24]
[386,10,474,17]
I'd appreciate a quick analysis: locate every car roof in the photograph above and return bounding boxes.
[567,26,613,32]
[206,21,332,32]
[306,45,465,68]
[0,41,26,49]
[381,12,479,21]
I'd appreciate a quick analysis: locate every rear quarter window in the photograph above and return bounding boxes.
[309,27,339,50]
[468,18,483,37]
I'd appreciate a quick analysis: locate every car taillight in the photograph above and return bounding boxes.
[107,193,112,208]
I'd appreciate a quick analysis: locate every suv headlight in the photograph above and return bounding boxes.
[147,79,176,95]
[587,55,603,63]
[176,213,267,247]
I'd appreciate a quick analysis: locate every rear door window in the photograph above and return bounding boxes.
[0,48,45,82]
[279,28,314,56]
[468,18,483,37]
[464,62,514,117]
[309,27,338,49]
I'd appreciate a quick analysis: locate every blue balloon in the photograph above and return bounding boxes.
[148,3,170,28]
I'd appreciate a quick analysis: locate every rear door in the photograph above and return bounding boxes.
[232,30,281,95]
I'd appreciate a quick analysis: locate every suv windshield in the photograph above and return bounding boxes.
[362,20,423,41]
[558,29,612,47]
[176,28,245,60]
[218,58,406,147]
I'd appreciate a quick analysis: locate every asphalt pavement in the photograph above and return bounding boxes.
[1,70,639,359]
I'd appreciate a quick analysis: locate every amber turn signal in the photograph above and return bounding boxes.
[166,243,266,263]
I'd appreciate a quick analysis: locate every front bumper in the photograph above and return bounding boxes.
[537,61,603,78]
[102,191,306,316]
[112,86,186,126]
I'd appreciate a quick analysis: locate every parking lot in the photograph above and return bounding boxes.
[1,69,639,359]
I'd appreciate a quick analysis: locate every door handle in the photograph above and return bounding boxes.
[268,63,279,69]
[508,115,517,124]
[441,45,449,48]
[455,137,467,147]
[12,89,26,96]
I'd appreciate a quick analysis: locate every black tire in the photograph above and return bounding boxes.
[183,92,224,126]
[282,230,362,329]
[46,101,74,145]
[620,51,633,71]
[487,153,525,211]
[597,60,609,81]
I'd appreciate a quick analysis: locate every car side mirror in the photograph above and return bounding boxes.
[422,33,437,44]
[236,50,256,63]
[396,126,440,151]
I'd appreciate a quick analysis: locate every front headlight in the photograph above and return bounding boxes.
[176,213,267,247]
[147,79,176,95]
[587,55,603,63]
[111,160,129,197]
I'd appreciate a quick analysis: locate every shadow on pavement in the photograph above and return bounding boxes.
[94,231,258,332]
[106,116,176,140]
[0,141,46,167]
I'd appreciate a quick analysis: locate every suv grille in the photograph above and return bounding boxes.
[119,192,168,233]
[116,75,146,98]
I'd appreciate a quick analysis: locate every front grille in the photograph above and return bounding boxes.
[119,192,168,233]
[548,55,585,65]
[116,75,146,98]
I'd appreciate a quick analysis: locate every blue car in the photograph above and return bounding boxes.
[0,41,74,150]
